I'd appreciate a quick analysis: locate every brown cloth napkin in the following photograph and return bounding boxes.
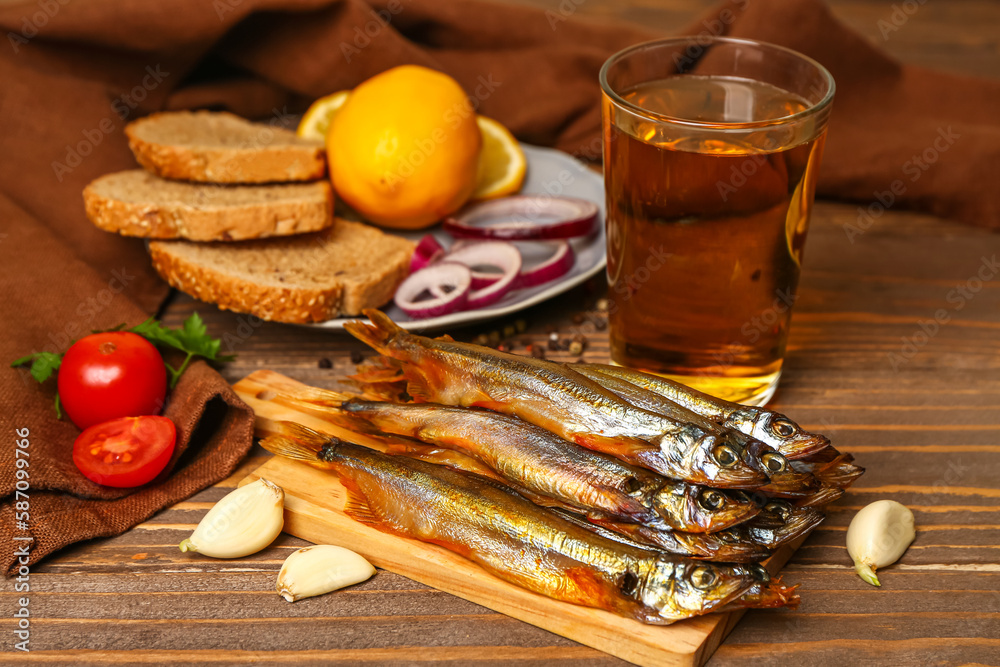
[1,0,997,574]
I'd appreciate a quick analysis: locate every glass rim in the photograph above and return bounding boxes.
[599,36,836,130]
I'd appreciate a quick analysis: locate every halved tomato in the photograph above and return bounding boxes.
[73,416,177,488]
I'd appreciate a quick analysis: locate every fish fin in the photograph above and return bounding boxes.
[259,422,331,461]
[435,334,455,342]
[795,485,844,508]
[276,386,352,410]
[346,380,410,402]
[338,478,383,529]
[348,366,407,385]
[468,398,509,413]
[405,380,434,403]
[345,309,403,356]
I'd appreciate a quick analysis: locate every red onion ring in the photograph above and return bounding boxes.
[393,262,471,319]
[516,240,575,289]
[443,241,523,309]
[410,234,446,273]
[443,196,599,240]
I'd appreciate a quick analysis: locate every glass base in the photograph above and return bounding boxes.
[611,364,782,406]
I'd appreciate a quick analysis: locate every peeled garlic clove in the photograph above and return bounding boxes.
[179,478,284,559]
[846,499,915,586]
[277,545,376,602]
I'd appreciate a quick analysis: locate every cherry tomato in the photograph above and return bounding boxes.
[58,332,167,430]
[73,416,177,488]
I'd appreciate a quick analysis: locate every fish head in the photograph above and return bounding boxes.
[732,432,797,482]
[662,486,762,533]
[729,407,831,460]
[639,557,757,620]
[679,431,769,488]
[672,527,773,562]
[746,506,825,548]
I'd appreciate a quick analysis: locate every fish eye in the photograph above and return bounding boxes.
[718,529,741,544]
[699,489,726,511]
[761,452,787,473]
[690,565,717,590]
[623,477,643,494]
[771,418,796,437]
[712,444,739,468]
[764,501,792,521]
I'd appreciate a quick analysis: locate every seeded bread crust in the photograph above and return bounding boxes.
[83,170,334,241]
[126,111,326,184]
[148,219,414,323]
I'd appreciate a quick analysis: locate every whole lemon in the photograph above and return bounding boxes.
[328,65,482,230]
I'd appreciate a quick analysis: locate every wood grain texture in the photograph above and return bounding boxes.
[4,1,999,665]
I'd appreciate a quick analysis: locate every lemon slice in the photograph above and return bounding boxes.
[472,115,527,200]
[297,90,351,141]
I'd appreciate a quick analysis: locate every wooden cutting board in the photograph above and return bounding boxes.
[234,370,805,667]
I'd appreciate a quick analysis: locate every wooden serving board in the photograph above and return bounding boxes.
[234,370,805,667]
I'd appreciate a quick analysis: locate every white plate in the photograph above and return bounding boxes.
[310,144,607,332]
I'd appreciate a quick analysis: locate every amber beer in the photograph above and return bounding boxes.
[600,39,834,405]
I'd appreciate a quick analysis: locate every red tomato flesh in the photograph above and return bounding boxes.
[58,332,167,429]
[73,416,177,488]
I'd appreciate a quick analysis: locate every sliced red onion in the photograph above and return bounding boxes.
[394,262,471,319]
[443,196,599,240]
[410,234,446,273]
[442,241,523,309]
[516,240,575,288]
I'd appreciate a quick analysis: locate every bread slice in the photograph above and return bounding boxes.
[149,219,414,323]
[126,111,326,184]
[83,170,334,241]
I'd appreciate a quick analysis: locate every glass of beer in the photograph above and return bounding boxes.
[600,37,834,406]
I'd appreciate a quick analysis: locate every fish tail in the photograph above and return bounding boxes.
[278,386,352,409]
[259,422,339,462]
[345,309,405,357]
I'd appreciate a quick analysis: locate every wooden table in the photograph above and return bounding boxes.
[7,1,999,665]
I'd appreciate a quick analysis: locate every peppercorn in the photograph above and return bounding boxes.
[317,357,333,369]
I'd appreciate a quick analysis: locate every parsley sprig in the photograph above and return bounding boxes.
[11,313,234,418]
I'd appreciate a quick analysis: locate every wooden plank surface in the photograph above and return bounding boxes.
[3,1,999,665]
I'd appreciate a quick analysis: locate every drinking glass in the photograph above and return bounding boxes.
[600,37,834,405]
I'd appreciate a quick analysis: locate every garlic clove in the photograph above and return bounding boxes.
[179,478,285,559]
[846,499,916,587]
[277,545,376,602]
